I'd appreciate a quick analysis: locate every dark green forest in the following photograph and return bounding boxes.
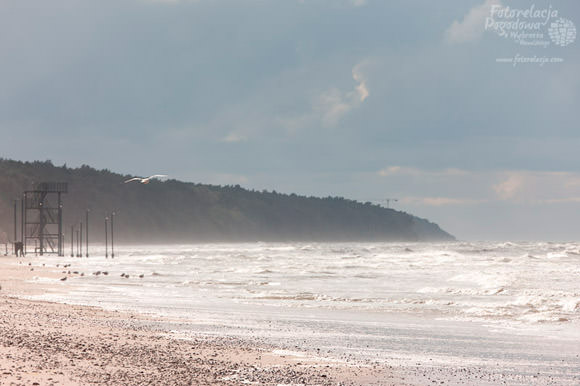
[0,159,454,244]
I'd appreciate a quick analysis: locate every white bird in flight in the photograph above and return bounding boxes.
[124,175,168,184]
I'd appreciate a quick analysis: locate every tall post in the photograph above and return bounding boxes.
[71,225,74,257]
[13,200,17,255]
[85,209,89,257]
[58,193,62,256]
[105,217,108,258]
[21,194,25,254]
[76,229,80,257]
[79,222,83,257]
[111,212,115,259]
[39,201,44,256]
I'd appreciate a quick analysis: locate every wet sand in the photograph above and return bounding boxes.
[0,257,396,385]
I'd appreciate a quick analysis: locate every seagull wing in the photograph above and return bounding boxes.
[124,177,143,183]
[147,174,168,179]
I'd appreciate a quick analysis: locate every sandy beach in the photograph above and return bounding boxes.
[0,256,395,385]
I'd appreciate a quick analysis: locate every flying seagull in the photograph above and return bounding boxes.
[124,175,168,184]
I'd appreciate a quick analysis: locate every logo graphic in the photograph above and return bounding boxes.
[548,18,577,47]
[485,4,576,48]
[485,4,575,66]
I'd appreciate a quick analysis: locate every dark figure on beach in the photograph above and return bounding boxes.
[14,242,24,257]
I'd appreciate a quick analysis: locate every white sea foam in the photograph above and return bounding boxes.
[27,241,580,329]
[24,241,580,384]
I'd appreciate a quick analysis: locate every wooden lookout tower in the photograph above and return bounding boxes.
[23,182,68,256]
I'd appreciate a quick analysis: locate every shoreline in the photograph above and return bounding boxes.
[0,256,395,385]
[2,247,579,386]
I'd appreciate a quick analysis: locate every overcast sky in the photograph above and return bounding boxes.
[1,0,579,241]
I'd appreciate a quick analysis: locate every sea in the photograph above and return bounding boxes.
[27,241,580,385]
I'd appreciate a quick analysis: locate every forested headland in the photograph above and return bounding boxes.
[0,159,454,243]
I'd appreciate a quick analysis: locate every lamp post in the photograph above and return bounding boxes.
[79,222,83,257]
[110,212,115,259]
[76,229,80,257]
[58,204,63,256]
[13,200,17,255]
[21,194,25,253]
[105,216,108,258]
[85,209,89,257]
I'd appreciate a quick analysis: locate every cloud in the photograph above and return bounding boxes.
[314,61,370,127]
[401,196,487,206]
[378,166,468,177]
[493,174,525,200]
[541,197,580,204]
[314,88,354,127]
[297,0,368,7]
[221,132,247,143]
[350,0,367,8]
[377,167,580,208]
[491,171,580,203]
[445,0,501,44]
[141,0,199,3]
[352,62,369,102]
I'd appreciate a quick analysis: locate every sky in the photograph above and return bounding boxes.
[0,0,579,241]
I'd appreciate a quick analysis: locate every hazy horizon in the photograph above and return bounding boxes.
[1,0,578,241]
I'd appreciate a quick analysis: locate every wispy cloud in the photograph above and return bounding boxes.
[221,132,247,143]
[314,61,370,127]
[378,167,580,207]
[540,197,580,204]
[445,0,501,44]
[493,174,524,200]
[378,166,468,177]
[489,171,580,204]
[297,0,368,7]
[491,171,580,203]
[401,196,488,207]
[350,0,367,7]
[141,0,199,3]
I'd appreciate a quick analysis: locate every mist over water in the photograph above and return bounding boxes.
[29,241,580,384]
